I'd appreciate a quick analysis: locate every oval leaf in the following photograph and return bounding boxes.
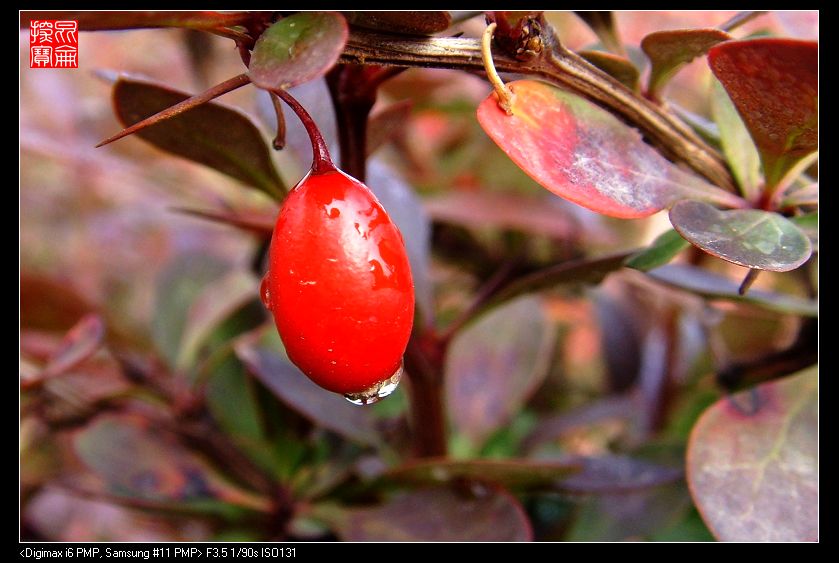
[687,367,818,541]
[112,77,284,197]
[669,200,811,271]
[708,39,818,187]
[445,296,556,447]
[152,254,230,367]
[234,335,380,446]
[641,28,731,97]
[382,458,580,490]
[324,486,532,541]
[477,80,740,219]
[249,12,348,90]
[710,78,762,200]
[345,11,451,35]
[74,414,270,512]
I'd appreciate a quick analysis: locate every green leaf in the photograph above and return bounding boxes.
[687,367,818,541]
[711,78,762,201]
[112,77,284,198]
[574,12,625,55]
[234,330,380,446]
[625,229,690,271]
[641,28,731,98]
[204,352,284,477]
[344,11,451,35]
[567,482,693,541]
[249,12,348,90]
[445,296,556,448]
[176,269,258,370]
[317,486,533,541]
[646,264,818,316]
[708,39,818,188]
[669,200,811,271]
[382,458,580,490]
[152,254,229,367]
[74,414,270,513]
[790,212,818,252]
[579,50,639,91]
[477,80,743,219]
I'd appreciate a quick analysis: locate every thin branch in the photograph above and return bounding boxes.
[272,88,336,174]
[719,11,768,33]
[339,30,735,190]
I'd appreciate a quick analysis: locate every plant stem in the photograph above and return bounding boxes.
[325,65,376,182]
[481,23,514,115]
[272,88,336,175]
[268,92,287,150]
[718,10,768,33]
[339,29,735,190]
[404,335,447,458]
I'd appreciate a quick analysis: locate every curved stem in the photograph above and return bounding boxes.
[269,92,287,150]
[481,23,514,115]
[271,88,336,174]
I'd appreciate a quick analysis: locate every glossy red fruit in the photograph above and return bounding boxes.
[263,169,414,402]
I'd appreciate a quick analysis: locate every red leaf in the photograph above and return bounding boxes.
[477,80,741,218]
[708,39,818,187]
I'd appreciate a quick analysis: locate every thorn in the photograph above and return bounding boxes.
[96,73,251,148]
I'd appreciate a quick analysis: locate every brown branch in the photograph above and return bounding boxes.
[339,29,735,191]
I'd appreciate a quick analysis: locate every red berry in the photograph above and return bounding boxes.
[263,169,415,403]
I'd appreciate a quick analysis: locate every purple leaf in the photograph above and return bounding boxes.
[687,367,818,541]
[249,12,348,90]
[445,296,556,446]
[111,76,284,197]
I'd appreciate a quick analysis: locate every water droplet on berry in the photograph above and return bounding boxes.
[259,274,272,310]
[343,361,403,406]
